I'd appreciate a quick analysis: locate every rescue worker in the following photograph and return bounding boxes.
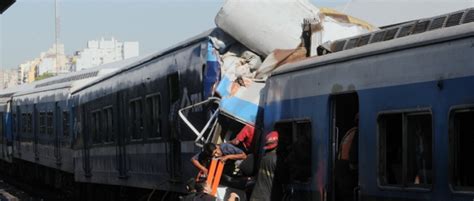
[335,113,359,201]
[191,143,216,181]
[249,131,278,201]
[230,124,255,153]
[192,142,247,179]
[230,124,256,176]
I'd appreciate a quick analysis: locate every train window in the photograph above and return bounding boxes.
[21,113,27,133]
[146,94,162,139]
[273,120,312,199]
[27,113,32,133]
[129,99,143,140]
[63,111,69,137]
[12,114,16,134]
[450,109,474,190]
[406,114,432,186]
[102,110,109,142]
[168,73,180,103]
[39,112,46,135]
[91,111,102,144]
[102,107,114,143]
[107,108,114,142]
[378,112,432,188]
[46,112,54,136]
[379,113,403,185]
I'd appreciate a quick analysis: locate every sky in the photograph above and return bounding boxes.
[0,0,472,69]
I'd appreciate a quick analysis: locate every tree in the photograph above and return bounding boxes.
[35,72,56,81]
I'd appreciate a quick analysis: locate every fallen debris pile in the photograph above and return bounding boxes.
[182,0,378,145]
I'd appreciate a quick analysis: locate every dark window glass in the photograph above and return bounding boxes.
[46,112,53,136]
[273,120,312,200]
[130,99,143,140]
[12,114,16,134]
[406,114,432,185]
[379,112,432,187]
[39,112,46,135]
[27,113,32,133]
[21,113,27,133]
[451,109,474,189]
[63,111,69,137]
[102,110,109,143]
[379,114,403,185]
[101,107,114,143]
[91,111,102,144]
[129,101,135,139]
[146,95,161,138]
[106,108,114,142]
[168,73,180,103]
[96,112,102,143]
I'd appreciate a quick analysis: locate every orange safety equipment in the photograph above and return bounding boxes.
[338,127,357,161]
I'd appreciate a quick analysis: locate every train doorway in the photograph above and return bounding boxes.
[329,93,359,201]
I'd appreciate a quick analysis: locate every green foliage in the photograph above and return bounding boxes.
[35,72,56,81]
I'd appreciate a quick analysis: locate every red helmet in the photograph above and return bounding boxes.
[263,131,279,150]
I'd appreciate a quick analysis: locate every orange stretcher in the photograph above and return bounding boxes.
[206,159,225,196]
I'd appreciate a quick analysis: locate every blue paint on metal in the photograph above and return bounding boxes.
[216,76,231,97]
[4,112,12,143]
[221,96,261,124]
[204,41,221,98]
[262,75,474,200]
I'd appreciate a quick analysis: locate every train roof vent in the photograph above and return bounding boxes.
[429,16,446,30]
[332,40,347,52]
[370,31,386,43]
[463,9,474,24]
[35,71,99,88]
[329,8,473,54]
[345,38,359,50]
[357,34,371,47]
[412,20,430,34]
[383,28,399,41]
[446,12,463,27]
[397,23,415,38]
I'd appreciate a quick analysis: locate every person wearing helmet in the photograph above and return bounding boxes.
[249,131,279,201]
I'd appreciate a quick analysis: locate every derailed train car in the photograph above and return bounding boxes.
[261,8,474,201]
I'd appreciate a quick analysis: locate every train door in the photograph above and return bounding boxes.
[329,93,359,201]
[116,91,128,178]
[167,72,182,181]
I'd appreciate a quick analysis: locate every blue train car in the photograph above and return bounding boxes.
[10,61,130,174]
[0,85,34,163]
[71,30,214,192]
[261,9,474,201]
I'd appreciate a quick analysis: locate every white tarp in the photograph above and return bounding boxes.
[215,0,321,57]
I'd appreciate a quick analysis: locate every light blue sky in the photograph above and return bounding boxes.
[1,0,472,69]
[0,0,348,69]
